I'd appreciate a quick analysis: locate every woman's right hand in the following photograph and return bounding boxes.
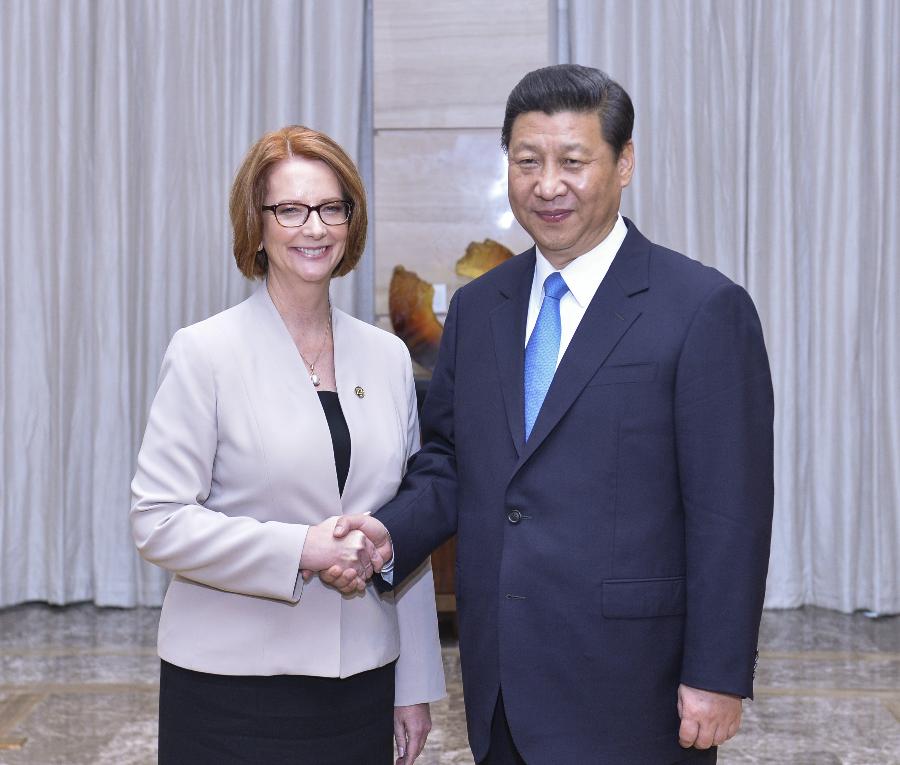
[299,516,375,585]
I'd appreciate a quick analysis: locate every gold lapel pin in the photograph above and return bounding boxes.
[354,386,365,398]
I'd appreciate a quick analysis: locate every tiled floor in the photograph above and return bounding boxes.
[0,604,897,764]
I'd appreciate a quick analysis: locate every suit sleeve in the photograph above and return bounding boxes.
[392,342,447,705]
[675,281,774,698]
[130,328,308,602]
[376,291,462,586]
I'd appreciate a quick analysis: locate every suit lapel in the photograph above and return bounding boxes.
[517,220,651,464]
[490,249,536,457]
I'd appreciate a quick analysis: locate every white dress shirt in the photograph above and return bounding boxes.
[525,214,628,364]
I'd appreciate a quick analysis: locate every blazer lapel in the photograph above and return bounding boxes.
[490,249,536,457]
[518,221,651,463]
[247,283,344,510]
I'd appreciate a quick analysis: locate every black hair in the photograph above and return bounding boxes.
[501,64,634,157]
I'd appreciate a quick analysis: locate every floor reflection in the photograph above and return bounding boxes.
[0,605,897,764]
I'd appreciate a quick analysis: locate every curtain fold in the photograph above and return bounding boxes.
[567,0,899,613]
[2,1,896,613]
[1,0,367,606]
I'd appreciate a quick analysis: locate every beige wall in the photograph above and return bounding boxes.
[373,1,553,331]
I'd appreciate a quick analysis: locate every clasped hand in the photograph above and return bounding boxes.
[299,515,393,594]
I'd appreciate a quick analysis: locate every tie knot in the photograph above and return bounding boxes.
[543,271,569,301]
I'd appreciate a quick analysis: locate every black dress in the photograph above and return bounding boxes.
[158,391,394,764]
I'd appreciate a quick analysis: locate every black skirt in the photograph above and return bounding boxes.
[158,660,395,765]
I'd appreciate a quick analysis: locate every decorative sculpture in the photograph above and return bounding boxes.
[389,240,514,372]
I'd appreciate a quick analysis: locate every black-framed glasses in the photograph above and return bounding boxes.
[262,200,352,228]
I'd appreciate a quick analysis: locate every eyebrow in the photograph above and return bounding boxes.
[271,197,345,205]
[511,141,589,153]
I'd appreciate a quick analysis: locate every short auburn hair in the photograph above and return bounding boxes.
[229,125,368,279]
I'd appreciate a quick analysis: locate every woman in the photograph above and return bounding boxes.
[131,125,445,764]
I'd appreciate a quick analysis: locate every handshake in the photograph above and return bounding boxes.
[299,514,393,594]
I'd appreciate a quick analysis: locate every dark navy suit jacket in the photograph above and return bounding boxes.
[377,219,774,764]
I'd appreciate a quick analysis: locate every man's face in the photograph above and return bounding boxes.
[507,110,634,269]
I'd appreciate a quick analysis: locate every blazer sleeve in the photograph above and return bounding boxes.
[675,281,774,698]
[393,352,447,705]
[130,328,309,603]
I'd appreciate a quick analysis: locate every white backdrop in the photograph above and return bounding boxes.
[566,0,899,613]
[0,0,369,606]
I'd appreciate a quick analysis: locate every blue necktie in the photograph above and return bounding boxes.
[524,272,569,440]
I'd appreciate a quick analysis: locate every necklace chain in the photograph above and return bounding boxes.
[296,307,332,387]
[268,288,332,387]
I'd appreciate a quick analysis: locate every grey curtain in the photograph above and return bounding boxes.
[0,0,369,607]
[565,0,899,613]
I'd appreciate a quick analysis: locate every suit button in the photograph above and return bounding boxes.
[507,509,523,524]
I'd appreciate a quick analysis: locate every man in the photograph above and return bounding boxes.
[330,64,774,764]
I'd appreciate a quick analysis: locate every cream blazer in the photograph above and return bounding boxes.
[131,283,445,706]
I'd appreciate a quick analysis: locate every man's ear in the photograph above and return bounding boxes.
[618,141,635,188]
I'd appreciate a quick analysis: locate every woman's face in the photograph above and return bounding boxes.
[260,157,348,288]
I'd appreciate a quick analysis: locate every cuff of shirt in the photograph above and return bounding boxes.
[380,555,395,585]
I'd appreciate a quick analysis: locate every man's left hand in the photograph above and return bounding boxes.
[677,683,742,749]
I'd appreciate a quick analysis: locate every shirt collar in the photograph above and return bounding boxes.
[534,214,628,306]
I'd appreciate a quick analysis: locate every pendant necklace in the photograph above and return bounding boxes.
[297,307,332,387]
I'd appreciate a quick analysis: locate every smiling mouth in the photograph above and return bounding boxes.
[535,210,572,223]
[291,246,329,258]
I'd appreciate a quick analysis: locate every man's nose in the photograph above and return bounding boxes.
[534,164,566,200]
